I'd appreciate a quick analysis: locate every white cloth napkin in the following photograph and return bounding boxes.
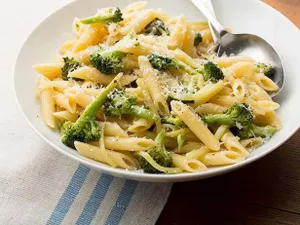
[0,0,172,224]
[0,140,172,225]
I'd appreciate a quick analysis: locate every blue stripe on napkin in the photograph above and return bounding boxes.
[104,180,138,225]
[47,165,90,225]
[47,164,140,225]
[76,174,114,225]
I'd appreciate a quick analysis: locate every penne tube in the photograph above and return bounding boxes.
[75,141,138,170]
[33,63,63,79]
[171,101,220,151]
[39,78,56,128]
[72,24,108,53]
[222,131,249,158]
[102,122,128,137]
[53,110,79,122]
[214,56,255,68]
[195,103,227,116]
[54,93,77,113]
[202,150,242,166]
[104,136,155,151]
[192,80,224,107]
[69,66,137,86]
[171,153,207,173]
[138,56,170,115]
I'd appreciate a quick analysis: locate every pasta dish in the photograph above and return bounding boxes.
[33,2,281,174]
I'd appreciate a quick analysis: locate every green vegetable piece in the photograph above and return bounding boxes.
[148,53,193,74]
[254,62,275,77]
[90,50,126,75]
[202,103,253,127]
[137,130,173,173]
[194,32,203,46]
[62,57,82,81]
[61,74,122,148]
[237,124,277,139]
[198,61,224,83]
[104,88,160,120]
[162,115,185,128]
[144,18,170,36]
[80,7,123,24]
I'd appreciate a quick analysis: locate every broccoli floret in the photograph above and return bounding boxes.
[80,7,123,24]
[61,75,121,148]
[62,57,82,81]
[148,53,193,74]
[138,130,173,173]
[104,88,159,120]
[198,61,224,83]
[162,115,185,127]
[202,103,253,127]
[144,18,170,36]
[194,32,203,46]
[254,63,275,77]
[90,50,126,75]
[237,124,277,139]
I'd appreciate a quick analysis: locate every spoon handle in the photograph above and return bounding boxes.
[202,0,219,44]
[201,0,221,53]
[191,0,227,37]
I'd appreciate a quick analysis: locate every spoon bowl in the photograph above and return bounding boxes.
[218,32,284,96]
[191,0,284,97]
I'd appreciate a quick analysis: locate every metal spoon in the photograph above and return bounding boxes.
[201,0,220,53]
[191,0,284,97]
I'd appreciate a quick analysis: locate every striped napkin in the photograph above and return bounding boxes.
[0,0,173,224]
[0,117,172,225]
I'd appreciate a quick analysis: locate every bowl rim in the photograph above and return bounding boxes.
[13,0,300,182]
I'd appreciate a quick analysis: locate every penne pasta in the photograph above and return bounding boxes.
[104,136,155,151]
[128,118,154,133]
[138,56,169,115]
[75,141,138,169]
[222,131,249,158]
[102,122,128,137]
[171,101,220,151]
[53,110,79,122]
[69,66,137,86]
[72,24,108,53]
[33,3,282,174]
[195,103,227,115]
[171,153,207,173]
[39,78,56,128]
[192,80,224,107]
[202,150,242,166]
[33,63,63,79]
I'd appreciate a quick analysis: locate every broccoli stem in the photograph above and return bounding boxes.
[238,124,277,139]
[177,60,193,74]
[79,74,122,121]
[202,114,236,126]
[80,8,123,24]
[155,129,166,149]
[177,134,186,150]
[162,116,185,127]
[130,105,160,121]
[250,125,277,138]
[81,16,105,24]
[154,130,171,161]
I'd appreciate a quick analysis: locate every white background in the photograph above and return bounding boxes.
[0,0,72,165]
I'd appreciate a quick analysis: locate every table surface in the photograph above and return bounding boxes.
[157,0,300,224]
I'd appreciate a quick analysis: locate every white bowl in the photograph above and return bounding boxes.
[14,0,300,182]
